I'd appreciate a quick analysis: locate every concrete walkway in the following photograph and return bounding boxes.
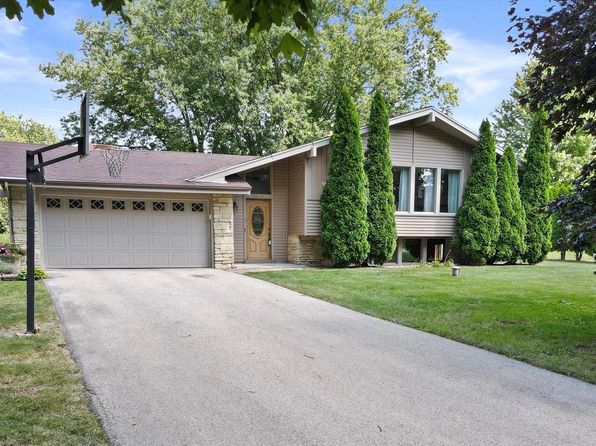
[46,269,596,446]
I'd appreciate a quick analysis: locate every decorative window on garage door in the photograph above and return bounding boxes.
[152,201,165,211]
[172,202,185,212]
[69,198,83,209]
[46,198,61,208]
[191,202,204,212]
[90,199,104,210]
[132,200,146,211]
[112,200,126,210]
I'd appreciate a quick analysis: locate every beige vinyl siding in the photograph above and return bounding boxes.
[233,194,245,262]
[413,126,468,169]
[287,154,306,235]
[271,160,288,261]
[305,146,330,235]
[390,124,414,165]
[396,214,455,237]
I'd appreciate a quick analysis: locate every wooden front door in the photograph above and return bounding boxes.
[246,199,271,260]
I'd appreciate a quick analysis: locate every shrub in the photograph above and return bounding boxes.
[319,86,369,267]
[521,110,552,264]
[494,146,526,263]
[364,91,396,265]
[16,267,48,281]
[0,197,8,234]
[453,119,500,264]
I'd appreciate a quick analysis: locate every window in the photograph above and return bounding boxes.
[414,168,436,212]
[191,202,204,213]
[69,199,83,209]
[152,201,165,211]
[90,199,104,210]
[392,167,410,211]
[172,202,185,212]
[132,200,146,211]
[251,206,264,236]
[246,167,271,195]
[112,200,126,210]
[46,198,61,209]
[440,170,461,213]
[427,238,446,262]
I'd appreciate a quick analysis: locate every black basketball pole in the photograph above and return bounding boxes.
[24,92,90,334]
[25,153,36,333]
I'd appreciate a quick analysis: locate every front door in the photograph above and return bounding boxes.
[246,199,271,261]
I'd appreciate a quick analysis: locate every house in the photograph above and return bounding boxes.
[0,107,501,269]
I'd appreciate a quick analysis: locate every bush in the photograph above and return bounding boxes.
[493,146,526,263]
[319,86,369,267]
[521,110,552,264]
[364,91,396,265]
[16,267,48,281]
[453,119,500,264]
[0,197,8,234]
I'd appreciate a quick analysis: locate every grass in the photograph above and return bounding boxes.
[249,260,596,383]
[0,232,9,244]
[0,281,107,445]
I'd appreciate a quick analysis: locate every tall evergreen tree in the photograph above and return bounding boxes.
[521,110,552,264]
[453,119,500,265]
[319,86,369,267]
[506,147,527,263]
[494,146,526,263]
[364,91,396,265]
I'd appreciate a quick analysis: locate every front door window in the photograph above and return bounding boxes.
[251,206,264,236]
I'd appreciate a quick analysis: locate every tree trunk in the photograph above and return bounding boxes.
[560,251,566,260]
[575,251,583,261]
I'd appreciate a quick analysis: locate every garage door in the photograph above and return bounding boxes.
[40,195,210,268]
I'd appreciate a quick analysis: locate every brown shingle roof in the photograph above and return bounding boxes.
[0,141,257,191]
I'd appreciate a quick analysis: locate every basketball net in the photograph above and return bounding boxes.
[96,146,130,178]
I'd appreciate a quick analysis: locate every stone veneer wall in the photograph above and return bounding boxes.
[287,235,323,265]
[212,194,234,269]
[6,185,42,265]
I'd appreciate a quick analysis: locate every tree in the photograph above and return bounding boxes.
[493,146,526,263]
[364,91,396,265]
[0,111,58,144]
[453,120,500,265]
[41,0,457,154]
[491,62,534,159]
[319,86,368,267]
[520,110,552,264]
[508,0,595,142]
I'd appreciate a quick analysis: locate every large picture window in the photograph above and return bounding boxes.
[440,170,461,213]
[414,168,436,212]
[392,167,410,211]
[246,167,271,195]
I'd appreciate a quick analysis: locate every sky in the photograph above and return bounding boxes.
[0,0,540,138]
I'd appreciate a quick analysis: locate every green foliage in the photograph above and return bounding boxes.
[521,110,552,264]
[1,0,126,20]
[16,267,48,281]
[493,147,526,263]
[41,0,457,155]
[0,198,8,234]
[319,87,369,267]
[364,91,396,265]
[453,120,500,265]
[222,0,315,58]
[0,111,58,144]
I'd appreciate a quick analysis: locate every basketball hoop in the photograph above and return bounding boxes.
[96,146,130,178]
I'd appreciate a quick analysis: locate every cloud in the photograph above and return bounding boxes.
[0,16,27,36]
[438,30,527,130]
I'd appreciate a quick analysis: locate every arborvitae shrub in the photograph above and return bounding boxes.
[453,119,500,265]
[494,146,526,263]
[520,110,552,264]
[364,91,396,265]
[319,87,369,266]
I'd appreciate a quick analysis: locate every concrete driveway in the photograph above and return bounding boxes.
[46,269,596,446]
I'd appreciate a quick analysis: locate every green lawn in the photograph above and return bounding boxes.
[0,281,107,445]
[249,260,596,383]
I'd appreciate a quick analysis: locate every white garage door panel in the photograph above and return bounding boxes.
[41,196,211,268]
